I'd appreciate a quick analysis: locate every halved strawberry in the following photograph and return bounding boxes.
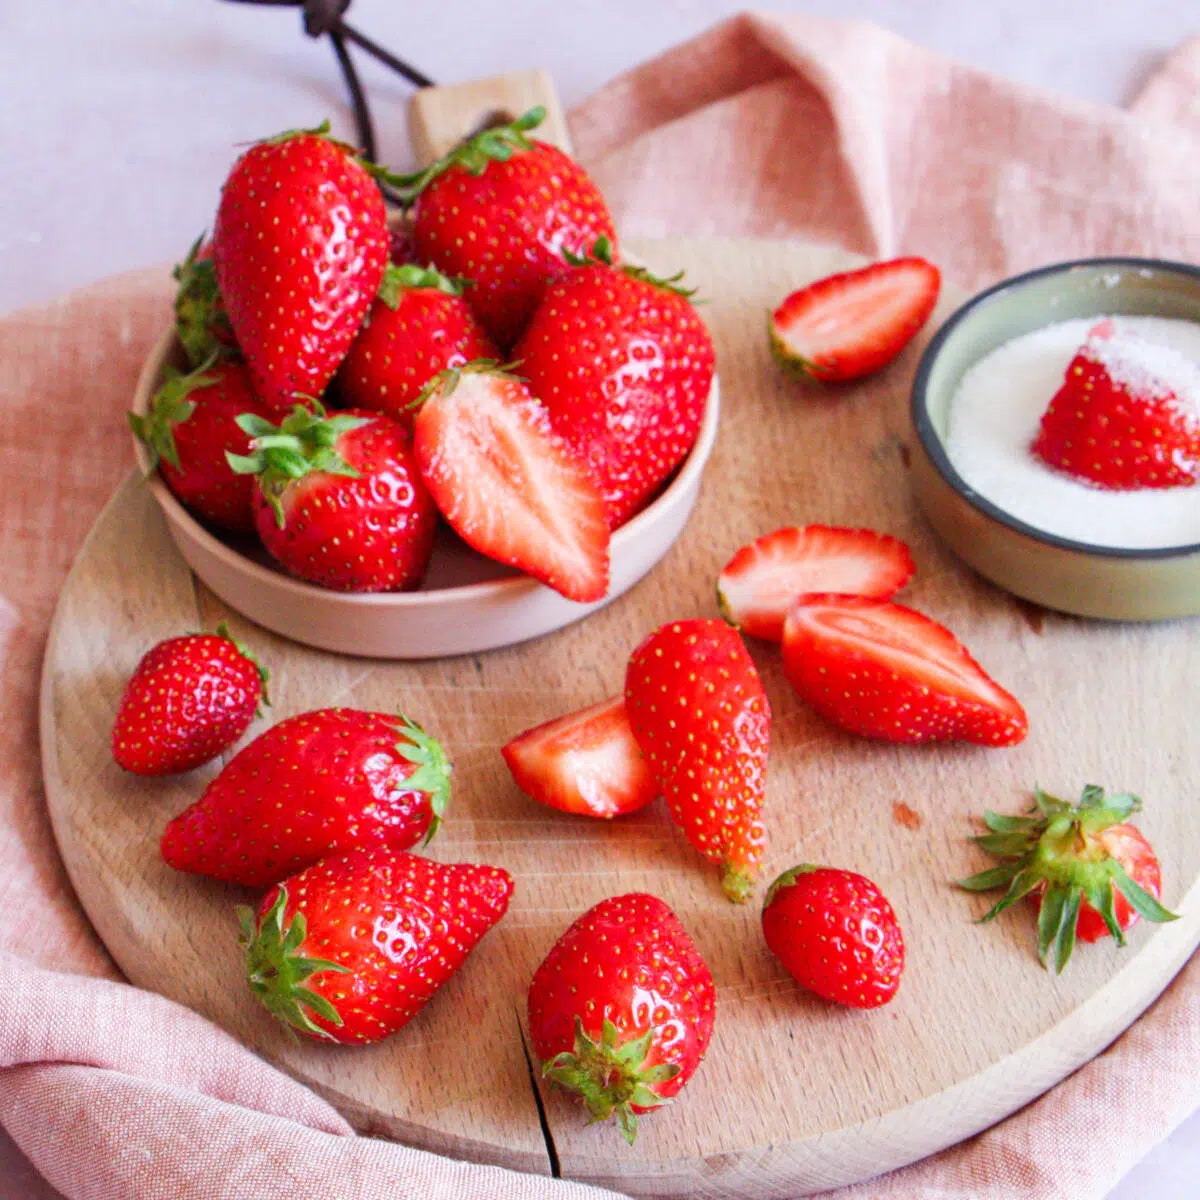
[1031,320,1200,489]
[502,696,657,819]
[782,595,1027,745]
[770,257,941,383]
[717,525,914,640]
[412,363,609,603]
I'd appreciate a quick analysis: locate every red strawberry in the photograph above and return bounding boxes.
[336,263,499,425]
[130,357,268,534]
[502,696,657,819]
[161,708,451,887]
[412,364,609,602]
[781,595,1027,746]
[514,238,716,528]
[397,107,617,347]
[527,893,715,1143]
[960,784,1177,973]
[1031,320,1200,489]
[770,257,941,383]
[212,123,389,412]
[172,236,237,368]
[240,848,512,1044]
[229,401,437,592]
[761,865,905,1008]
[112,623,268,776]
[625,619,771,902]
[717,524,915,641]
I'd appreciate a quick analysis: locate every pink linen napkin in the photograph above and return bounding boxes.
[3,12,1199,1198]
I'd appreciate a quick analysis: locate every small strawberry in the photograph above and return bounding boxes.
[171,235,237,368]
[717,524,915,641]
[770,257,941,383]
[161,707,451,887]
[502,696,657,819]
[782,595,1027,745]
[625,619,771,902]
[761,865,905,1008]
[959,784,1177,973]
[1031,320,1200,489]
[112,623,268,776]
[212,123,390,412]
[229,401,437,592]
[527,893,715,1144]
[240,848,512,1044]
[336,263,499,425]
[412,363,609,602]
[130,356,268,534]
[514,238,716,528]
[397,107,617,348]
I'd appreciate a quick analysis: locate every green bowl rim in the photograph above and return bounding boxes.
[911,255,1200,561]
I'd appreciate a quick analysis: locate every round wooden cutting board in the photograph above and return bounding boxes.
[40,236,1200,1198]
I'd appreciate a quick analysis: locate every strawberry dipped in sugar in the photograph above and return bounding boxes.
[212,123,390,412]
[229,401,437,592]
[625,619,771,902]
[515,237,716,529]
[396,107,617,348]
[528,893,715,1144]
[241,848,512,1044]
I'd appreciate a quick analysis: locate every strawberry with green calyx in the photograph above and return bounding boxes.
[112,622,269,776]
[336,262,499,425]
[527,892,715,1144]
[240,848,513,1044]
[625,619,771,902]
[172,235,237,368]
[161,708,451,887]
[514,236,715,529]
[229,399,437,592]
[959,784,1178,974]
[131,356,268,533]
[212,122,391,412]
[396,107,618,348]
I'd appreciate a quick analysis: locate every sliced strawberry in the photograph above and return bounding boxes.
[770,257,941,383]
[782,595,1027,745]
[412,364,610,602]
[717,525,914,640]
[502,696,657,819]
[1031,320,1200,489]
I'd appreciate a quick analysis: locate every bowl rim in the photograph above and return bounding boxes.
[911,255,1200,562]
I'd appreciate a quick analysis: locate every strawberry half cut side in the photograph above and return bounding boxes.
[769,257,941,383]
[717,524,915,641]
[959,784,1178,973]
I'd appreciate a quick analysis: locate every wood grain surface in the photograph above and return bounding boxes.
[41,236,1200,1198]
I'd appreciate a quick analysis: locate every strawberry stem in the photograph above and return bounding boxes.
[129,353,220,473]
[564,236,699,301]
[377,262,470,308]
[214,620,271,709]
[172,235,236,368]
[390,714,452,843]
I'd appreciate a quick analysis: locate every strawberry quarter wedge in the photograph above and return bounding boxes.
[770,256,940,383]
[413,363,610,602]
[782,595,1027,745]
[717,524,915,640]
[502,696,657,819]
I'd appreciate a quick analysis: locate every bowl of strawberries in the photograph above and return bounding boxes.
[129,112,719,658]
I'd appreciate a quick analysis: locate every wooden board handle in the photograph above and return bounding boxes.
[407,68,573,165]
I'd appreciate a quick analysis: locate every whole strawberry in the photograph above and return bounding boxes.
[336,263,499,424]
[230,401,437,592]
[625,619,771,902]
[241,848,513,1044]
[212,123,389,412]
[161,708,451,887]
[515,238,716,528]
[761,865,905,1009]
[528,893,715,1144]
[130,357,268,534]
[112,623,268,776]
[397,107,617,348]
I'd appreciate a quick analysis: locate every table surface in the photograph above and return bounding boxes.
[3,2,1198,1197]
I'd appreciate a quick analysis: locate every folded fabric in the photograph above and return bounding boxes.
[2,12,1199,1199]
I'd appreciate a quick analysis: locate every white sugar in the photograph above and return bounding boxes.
[943,315,1200,549]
